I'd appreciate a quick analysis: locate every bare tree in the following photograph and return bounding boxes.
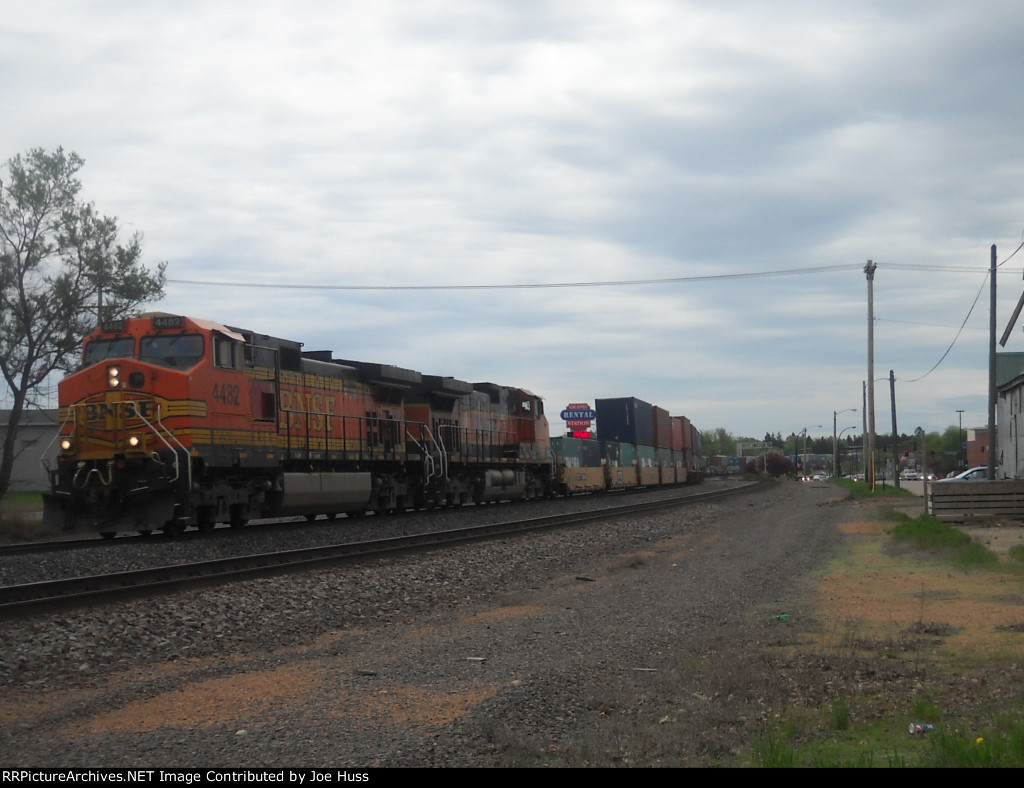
[0,147,165,498]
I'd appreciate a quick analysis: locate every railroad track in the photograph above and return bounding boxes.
[0,480,730,557]
[0,481,760,617]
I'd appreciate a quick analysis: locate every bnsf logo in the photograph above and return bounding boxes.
[83,400,154,422]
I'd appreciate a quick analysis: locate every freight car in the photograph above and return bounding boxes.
[43,313,703,537]
[549,397,703,495]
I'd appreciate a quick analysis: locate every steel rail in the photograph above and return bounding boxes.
[0,480,761,617]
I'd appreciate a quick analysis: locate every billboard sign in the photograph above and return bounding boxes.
[561,402,597,431]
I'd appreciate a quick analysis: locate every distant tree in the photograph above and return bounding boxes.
[0,147,165,498]
[702,427,737,457]
[744,452,794,478]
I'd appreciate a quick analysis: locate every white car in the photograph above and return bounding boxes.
[937,466,989,482]
[901,470,920,481]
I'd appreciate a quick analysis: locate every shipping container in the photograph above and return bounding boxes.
[636,444,659,486]
[652,406,672,449]
[656,447,675,484]
[550,436,605,493]
[595,397,654,446]
[669,416,685,452]
[601,441,637,489]
[672,449,688,484]
[550,436,602,468]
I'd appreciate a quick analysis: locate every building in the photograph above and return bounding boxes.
[0,409,59,492]
[965,428,991,469]
[995,352,1024,479]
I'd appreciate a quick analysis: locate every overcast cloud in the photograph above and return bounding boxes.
[4,0,1024,442]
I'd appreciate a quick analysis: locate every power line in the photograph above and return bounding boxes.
[901,240,1024,383]
[166,251,1024,383]
[166,260,1017,292]
[167,263,861,291]
[902,270,988,383]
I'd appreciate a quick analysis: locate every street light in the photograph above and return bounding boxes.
[800,425,822,475]
[833,408,857,478]
[838,425,857,477]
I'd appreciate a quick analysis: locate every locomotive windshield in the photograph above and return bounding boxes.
[84,337,136,366]
[139,334,205,369]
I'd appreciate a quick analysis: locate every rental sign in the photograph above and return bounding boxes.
[560,403,597,431]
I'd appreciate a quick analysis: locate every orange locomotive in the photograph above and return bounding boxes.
[44,313,552,536]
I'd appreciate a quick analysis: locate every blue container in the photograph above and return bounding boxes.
[595,397,654,446]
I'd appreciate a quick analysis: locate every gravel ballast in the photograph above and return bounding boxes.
[0,480,848,767]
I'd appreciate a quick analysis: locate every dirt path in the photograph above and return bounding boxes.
[3,482,1020,767]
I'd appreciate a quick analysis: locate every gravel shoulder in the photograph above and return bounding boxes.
[0,481,850,767]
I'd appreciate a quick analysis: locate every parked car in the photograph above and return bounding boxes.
[936,466,990,482]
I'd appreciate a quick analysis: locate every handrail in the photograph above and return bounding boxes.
[406,422,447,485]
[128,400,189,489]
[40,404,80,476]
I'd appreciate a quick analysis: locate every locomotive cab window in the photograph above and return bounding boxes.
[84,337,136,367]
[139,334,205,370]
[214,334,241,370]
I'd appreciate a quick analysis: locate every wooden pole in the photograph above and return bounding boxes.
[990,244,997,479]
[865,260,877,490]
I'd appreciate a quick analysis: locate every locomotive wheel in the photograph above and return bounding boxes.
[196,507,216,533]
[163,520,185,537]
[100,532,116,540]
[304,514,318,522]
[228,504,249,528]
[325,512,337,519]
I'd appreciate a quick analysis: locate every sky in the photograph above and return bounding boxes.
[4,0,1024,443]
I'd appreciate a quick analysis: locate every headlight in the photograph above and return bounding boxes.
[108,366,121,388]
[128,435,141,448]
[60,438,73,451]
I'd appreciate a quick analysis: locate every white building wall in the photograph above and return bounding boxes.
[998,382,1024,479]
[0,409,59,492]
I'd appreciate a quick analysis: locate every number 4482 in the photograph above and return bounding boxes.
[213,382,240,406]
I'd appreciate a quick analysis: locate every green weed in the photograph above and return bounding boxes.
[752,735,798,767]
[0,491,52,541]
[951,541,1001,570]
[890,514,971,550]
[830,698,851,731]
[920,723,1024,767]
[911,698,942,722]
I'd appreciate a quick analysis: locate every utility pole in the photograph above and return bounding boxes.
[989,244,997,479]
[890,370,899,489]
[862,381,867,479]
[865,260,877,490]
[956,409,964,469]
